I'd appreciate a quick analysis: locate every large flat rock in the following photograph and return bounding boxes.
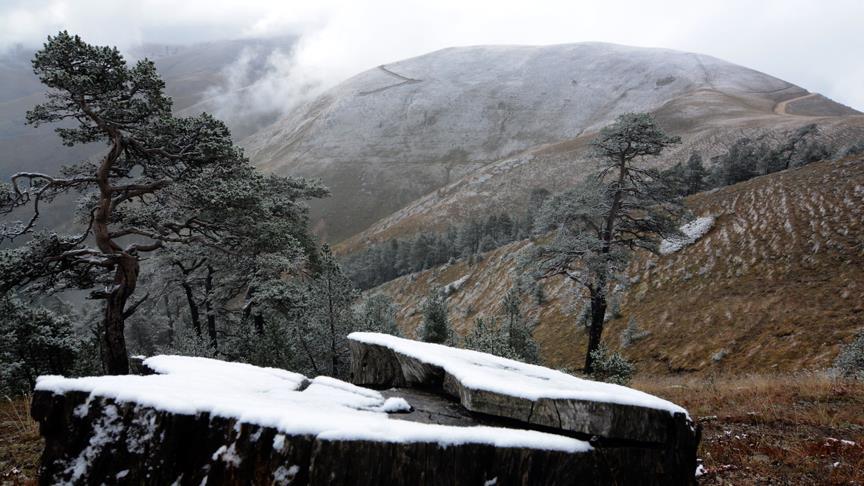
[349,333,693,441]
[349,332,699,477]
[30,348,698,484]
[31,390,596,485]
[31,355,637,485]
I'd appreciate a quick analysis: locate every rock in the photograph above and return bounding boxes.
[29,388,602,485]
[349,335,691,442]
[31,339,699,485]
[349,333,700,483]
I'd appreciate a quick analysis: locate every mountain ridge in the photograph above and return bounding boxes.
[244,42,861,243]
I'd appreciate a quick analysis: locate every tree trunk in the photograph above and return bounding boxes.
[294,327,321,375]
[254,313,265,335]
[326,275,339,376]
[100,253,138,375]
[585,157,626,374]
[205,265,217,350]
[585,291,607,374]
[163,295,175,346]
[181,281,202,337]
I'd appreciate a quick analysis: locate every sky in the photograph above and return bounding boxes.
[1,0,863,110]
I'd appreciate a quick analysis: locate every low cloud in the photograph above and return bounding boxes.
[2,0,863,112]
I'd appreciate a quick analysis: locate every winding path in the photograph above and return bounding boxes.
[358,65,423,96]
[774,92,818,115]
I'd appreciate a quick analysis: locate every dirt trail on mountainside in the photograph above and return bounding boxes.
[774,92,819,115]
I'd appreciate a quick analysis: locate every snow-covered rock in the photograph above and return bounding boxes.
[32,341,699,484]
[349,333,700,482]
[349,332,685,415]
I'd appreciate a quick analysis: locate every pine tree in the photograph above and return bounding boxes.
[463,317,510,357]
[684,152,708,195]
[478,234,498,253]
[303,245,358,378]
[501,289,540,363]
[526,113,682,373]
[418,289,451,344]
[0,32,325,374]
[357,294,402,336]
[0,296,79,394]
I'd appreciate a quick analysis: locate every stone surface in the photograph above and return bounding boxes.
[31,341,699,485]
[349,338,689,443]
[30,390,690,485]
[349,337,700,481]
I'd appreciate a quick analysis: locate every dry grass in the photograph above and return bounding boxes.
[634,373,864,485]
[0,395,41,484]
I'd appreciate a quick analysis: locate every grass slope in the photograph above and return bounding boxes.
[372,157,864,375]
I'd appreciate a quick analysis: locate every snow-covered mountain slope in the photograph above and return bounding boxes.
[368,157,864,375]
[245,42,861,242]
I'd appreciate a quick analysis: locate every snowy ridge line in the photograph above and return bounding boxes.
[348,332,688,416]
[34,355,591,453]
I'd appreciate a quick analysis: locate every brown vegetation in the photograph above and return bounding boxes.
[635,373,864,485]
[1,394,41,484]
[374,157,864,375]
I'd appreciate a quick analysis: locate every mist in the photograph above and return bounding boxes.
[3,0,863,115]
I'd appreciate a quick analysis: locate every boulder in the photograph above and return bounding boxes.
[30,335,699,485]
[349,332,699,481]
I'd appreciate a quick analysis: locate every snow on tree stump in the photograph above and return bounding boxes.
[30,335,698,485]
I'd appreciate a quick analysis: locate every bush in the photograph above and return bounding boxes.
[418,289,452,344]
[833,330,864,379]
[356,294,402,336]
[589,344,635,385]
[0,297,80,395]
[619,318,650,348]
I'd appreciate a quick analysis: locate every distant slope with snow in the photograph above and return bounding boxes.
[245,42,862,242]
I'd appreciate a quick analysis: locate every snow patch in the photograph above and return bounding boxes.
[660,216,715,255]
[375,397,412,413]
[443,275,470,296]
[63,404,124,482]
[273,464,300,485]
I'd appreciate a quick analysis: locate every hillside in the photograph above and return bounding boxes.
[370,156,864,375]
[245,42,862,243]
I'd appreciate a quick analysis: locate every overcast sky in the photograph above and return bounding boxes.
[2,0,863,110]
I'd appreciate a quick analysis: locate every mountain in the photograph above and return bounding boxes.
[366,156,864,374]
[245,42,862,243]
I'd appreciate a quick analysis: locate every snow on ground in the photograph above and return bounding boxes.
[348,333,688,416]
[660,216,715,255]
[443,275,470,295]
[35,356,590,453]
